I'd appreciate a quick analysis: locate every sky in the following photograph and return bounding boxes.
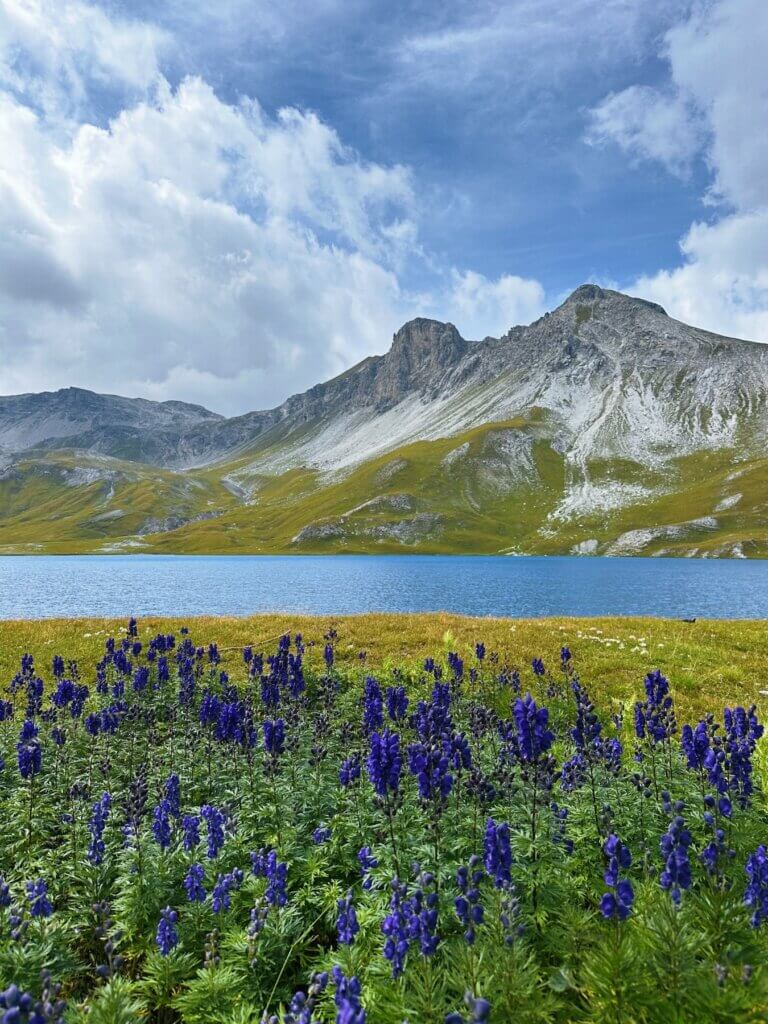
[0,0,767,415]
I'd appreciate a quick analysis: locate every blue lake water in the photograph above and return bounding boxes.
[1,554,768,619]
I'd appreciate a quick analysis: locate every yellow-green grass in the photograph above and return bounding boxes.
[2,613,767,722]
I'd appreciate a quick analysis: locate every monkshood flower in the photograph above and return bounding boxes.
[509,694,554,764]
[70,682,88,717]
[87,793,111,866]
[337,892,359,945]
[358,847,378,890]
[366,730,402,800]
[484,819,512,888]
[382,880,410,977]
[0,981,66,1024]
[312,826,331,845]
[332,966,365,1024]
[744,845,768,927]
[201,805,226,859]
[339,754,361,788]
[216,701,245,744]
[386,685,409,723]
[455,856,485,944]
[475,642,486,661]
[660,816,693,904]
[600,834,634,920]
[199,690,221,727]
[407,878,440,956]
[447,651,464,681]
[681,718,713,773]
[184,863,206,903]
[635,670,676,744]
[446,993,492,1024]
[701,823,729,878]
[550,802,573,855]
[571,679,603,751]
[363,677,383,735]
[412,683,454,742]
[212,868,244,913]
[51,678,74,709]
[324,644,334,670]
[17,722,42,780]
[132,666,149,693]
[25,675,43,719]
[164,774,181,818]
[449,732,473,773]
[0,878,9,909]
[156,907,178,956]
[251,849,288,907]
[97,703,124,736]
[152,801,173,851]
[0,699,13,721]
[560,752,588,792]
[724,705,763,808]
[467,768,497,809]
[261,670,281,709]
[282,972,329,1024]
[26,878,53,918]
[263,718,286,759]
[407,741,453,806]
[532,658,545,677]
[127,617,138,638]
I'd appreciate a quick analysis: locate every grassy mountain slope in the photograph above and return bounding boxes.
[3,416,768,556]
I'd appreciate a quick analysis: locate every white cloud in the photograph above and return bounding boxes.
[0,0,168,117]
[633,211,768,343]
[0,64,423,413]
[588,0,768,343]
[441,270,546,339]
[398,0,678,94]
[586,85,702,177]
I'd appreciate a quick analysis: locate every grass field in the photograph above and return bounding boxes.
[1,613,766,721]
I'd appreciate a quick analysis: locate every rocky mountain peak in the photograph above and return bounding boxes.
[389,318,467,368]
[557,283,668,319]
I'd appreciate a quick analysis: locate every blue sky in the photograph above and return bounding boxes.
[1,0,767,413]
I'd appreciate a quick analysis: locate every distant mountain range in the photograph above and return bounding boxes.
[3,283,768,557]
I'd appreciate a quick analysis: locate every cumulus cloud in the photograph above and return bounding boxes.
[589,0,768,342]
[0,70,421,412]
[441,270,545,339]
[0,0,168,116]
[586,85,703,177]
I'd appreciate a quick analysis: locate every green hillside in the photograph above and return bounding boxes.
[2,413,768,556]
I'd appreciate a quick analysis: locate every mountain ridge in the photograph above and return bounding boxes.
[3,284,768,558]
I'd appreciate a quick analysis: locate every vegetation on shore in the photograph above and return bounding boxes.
[0,614,768,1022]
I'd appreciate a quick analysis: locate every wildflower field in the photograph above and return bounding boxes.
[1,614,768,1024]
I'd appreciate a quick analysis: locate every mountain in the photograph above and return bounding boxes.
[3,284,768,557]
